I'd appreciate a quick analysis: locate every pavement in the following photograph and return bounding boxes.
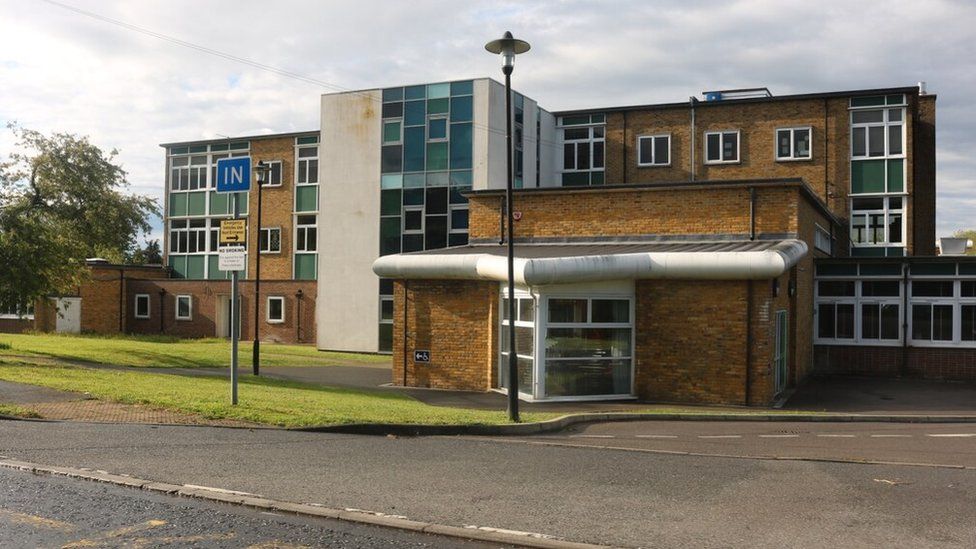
[783,375,976,414]
[2,420,975,548]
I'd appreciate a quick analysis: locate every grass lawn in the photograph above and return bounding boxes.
[0,360,556,427]
[0,332,388,369]
[0,402,41,418]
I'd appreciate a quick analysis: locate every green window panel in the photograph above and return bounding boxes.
[450,123,473,170]
[187,191,207,216]
[887,159,904,192]
[851,247,886,257]
[816,263,858,276]
[591,114,606,124]
[561,115,590,126]
[960,263,976,275]
[185,255,206,279]
[427,142,449,171]
[294,254,317,280]
[851,96,885,107]
[403,188,424,206]
[383,121,401,143]
[169,146,188,155]
[450,96,473,122]
[209,192,227,215]
[210,143,229,152]
[450,170,472,187]
[404,101,426,126]
[296,135,318,145]
[562,172,590,186]
[427,82,450,99]
[450,186,470,204]
[426,172,449,187]
[378,323,393,353]
[382,87,403,102]
[168,256,187,278]
[188,145,207,153]
[381,174,402,189]
[169,193,188,217]
[207,255,230,280]
[851,160,886,194]
[403,173,425,188]
[229,142,249,150]
[886,247,905,257]
[591,172,605,185]
[911,262,956,276]
[381,189,402,216]
[381,145,402,173]
[859,263,902,276]
[380,217,401,256]
[450,80,473,96]
[403,127,426,172]
[427,98,449,115]
[295,186,318,212]
[404,85,426,101]
[234,192,248,215]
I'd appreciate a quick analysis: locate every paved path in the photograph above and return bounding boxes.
[1,420,974,548]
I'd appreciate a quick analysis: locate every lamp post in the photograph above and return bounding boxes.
[485,31,530,423]
[252,160,271,376]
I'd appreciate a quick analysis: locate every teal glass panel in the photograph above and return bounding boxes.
[294,254,317,280]
[235,192,248,215]
[562,172,590,186]
[404,85,426,100]
[296,135,318,145]
[404,100,426,126]
[450,186,470,204]
[229,142,249,150]
[561,115,590,126]
[450,96,473,122]
[168,256,187,279]
[187,191,206,216]
[381,174,402,189]
[428,118,447,140]
[886,247,905,257]
[450,123,473,170]
[911,262,956,276]
[382,87,403,102]
[959,263,976,275]
[185,255,206,279]
[887,159,904,192]
[207,255,230,280]
[169,193,188,217]
[886,94,905,105]
[210,143,229,152]
[427,142,449,170]
[380,217,401,256]
[427,82,450,99]
[188,145,207,153]
[450,80,473,96]
[450,170,472,187]
[169,147,188,155]
[381,145,402,173]
[859,263,902,276]
[209,192,227,215]
[851,160,885,194]
[591,172,605,185]
[591,114,606,123]
[851,96,885,107]
[426,172,448,187]
[378,324,393,353]
[403,188,424,206]
[403,126,426,172]
[427,98,449,114]
[381,189,402,216]
[403,174,425,188]
[383,121,401,143]
[816,263,858,276]
[295,186,318,212]
[515,177,523,189]
[382,103,403,119]
[851,247,886,257]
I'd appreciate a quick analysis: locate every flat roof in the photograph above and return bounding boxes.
[160,130,318,148]
[407,240,788,258]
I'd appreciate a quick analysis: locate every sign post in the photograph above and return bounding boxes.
[216,157,251,405]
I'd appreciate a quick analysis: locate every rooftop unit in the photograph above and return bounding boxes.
[702,87,773,102]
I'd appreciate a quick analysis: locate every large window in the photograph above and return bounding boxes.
[0,299,34,319]
[910,280,967,345]
[500,292,535,395]
[559,114,605,186]
[850,196,903,247]
[263,160,283,187]
[134,294,150,319]
[259,227,281,254]
[296,146,318,185]
[170,155,208,191]
[776,127,811,161]
[637,134,670,167]
[816,279,901,344]
[295,215,317,252]
[705,130,739,164]
[266,296,285,324]
[169,219,208,254]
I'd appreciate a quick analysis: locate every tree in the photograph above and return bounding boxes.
[952,229,976,256]
[127,239,163,265]
[0,124,159,308]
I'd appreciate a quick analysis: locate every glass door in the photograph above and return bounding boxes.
[774,310,788,395]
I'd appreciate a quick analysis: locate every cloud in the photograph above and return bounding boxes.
[1,0,974,239]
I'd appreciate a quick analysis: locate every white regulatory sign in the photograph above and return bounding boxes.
[218,246,247,271]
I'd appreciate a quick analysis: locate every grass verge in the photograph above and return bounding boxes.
[0,332,388,369]
[0,403,41,419]
[0,360,556,427]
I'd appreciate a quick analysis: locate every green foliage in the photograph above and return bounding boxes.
[0,342,10,351]
[0,123,159,305]
[951,229,976,255]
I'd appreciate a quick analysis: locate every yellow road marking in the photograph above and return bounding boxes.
[0,509,75,531]
[246,542,313,549]
[129,532,236,548]
[62,519,167,547]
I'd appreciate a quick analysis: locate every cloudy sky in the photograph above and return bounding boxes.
[1,0,974,243]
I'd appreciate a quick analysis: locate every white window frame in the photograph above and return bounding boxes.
[175,295,193,321]
[814,223,833,254]
[294,214,317,253]
[383,119,403,145]
[0,299,34,320]
[402,205,425,235]
[427,115,449,143]
[266,296,285,324]
[850,196,905,249]
[499,288,537,399]
[168,219,209,255]
[704,130,740,164]
[814,278,902,346]
[134,294,151,319]
[558,123,606,173]
[908,279,976,348]
[850,106,906,161]
[259,227,281,254]
[262,160,283,187]
[449,204,469,235]
[636,134,671,167]
[295,145,319,185]
[775,127,812,161]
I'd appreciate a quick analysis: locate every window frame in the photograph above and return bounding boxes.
[294,214,317,253]
[295,144,319,186]
[134,294,151,319]
[266,296,285,324]
[261,160,283,187]
[850,195,905,249]
[558,122,606,173]
[175,295,193,321]
[704,130,740,165]
[814,278,902,346]
[908,279,976,348]
[636,134,671,167]
[849,106,906,161]
[775,126,813,162]
[259,227,282,254]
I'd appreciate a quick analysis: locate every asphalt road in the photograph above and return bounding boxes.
[1,420,975,548]
[0,467,503,549]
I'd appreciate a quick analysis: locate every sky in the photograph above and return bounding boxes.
[1,0,974,245]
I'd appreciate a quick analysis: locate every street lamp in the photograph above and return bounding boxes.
[485,31,530,423]
[253,160,271,376]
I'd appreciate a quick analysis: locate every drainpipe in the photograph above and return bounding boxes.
[402,280,409,387]
[823,98,830,206]
[498,197,505,245]
[749,187,757,240]
[901,261,909,376]
[622,111,628,184]
[689,97,697,181]
[745,280,753,406]
[158,288,166,334]
[118,269,125,334]
[295,288,304,343]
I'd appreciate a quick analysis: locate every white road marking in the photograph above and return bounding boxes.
[635,435,678,439]
[870,434,912,438]
[817,434,856,438]
[926,434,976,438]
[698,435,742,439]
[759,434,800,438]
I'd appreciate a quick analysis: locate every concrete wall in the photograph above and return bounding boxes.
[317,90,382,352]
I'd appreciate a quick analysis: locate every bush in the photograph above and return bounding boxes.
[0,342,11,351]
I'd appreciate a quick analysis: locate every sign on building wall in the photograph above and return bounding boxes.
[414,350,431,363]
[215,156,251,193]
[219,219,247,244]
[218,246,247,271]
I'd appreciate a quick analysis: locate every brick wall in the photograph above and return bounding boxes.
[814,345,976,381]
[912,95,937,255]
[248,137,299,279]
[80,264,166,335]
[392,279,497,391]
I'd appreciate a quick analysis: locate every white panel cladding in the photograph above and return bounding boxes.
[316,90,382,352]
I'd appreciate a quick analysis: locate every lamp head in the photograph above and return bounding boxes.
[484,31,530,72]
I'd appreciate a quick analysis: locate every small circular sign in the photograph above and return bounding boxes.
[513,211,523,221]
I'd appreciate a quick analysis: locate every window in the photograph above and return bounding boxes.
[500,292,536,395]
[704,131,739,164]
[559,115,605,186]
[134,294,150,319]
[402,206,424,234]
[383,120,402,144]
[850,196,903,247]
[428,116,448,142]
[266,296,285,324]
[169,219,208,254]
[814,224,833,254]
[175,295,192,320]
[637,135,670,167]
[776,127,811,161]
[296,146,318,185]
[295,215,317,252]
[259,227,281,253]
[815,279,900,343]
[170,155,207,191]
[910,280,957,344]
[0,298,34,319]
[262,160,283,187]
[851,108,903,159]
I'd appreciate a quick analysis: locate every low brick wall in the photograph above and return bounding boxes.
[815,345,976,381]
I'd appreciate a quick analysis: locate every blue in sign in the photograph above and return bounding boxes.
[215,156,252,193]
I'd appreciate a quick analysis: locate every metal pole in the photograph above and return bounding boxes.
[230,192,239,405]
[504,67,519,423]
[252,173,262,376]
